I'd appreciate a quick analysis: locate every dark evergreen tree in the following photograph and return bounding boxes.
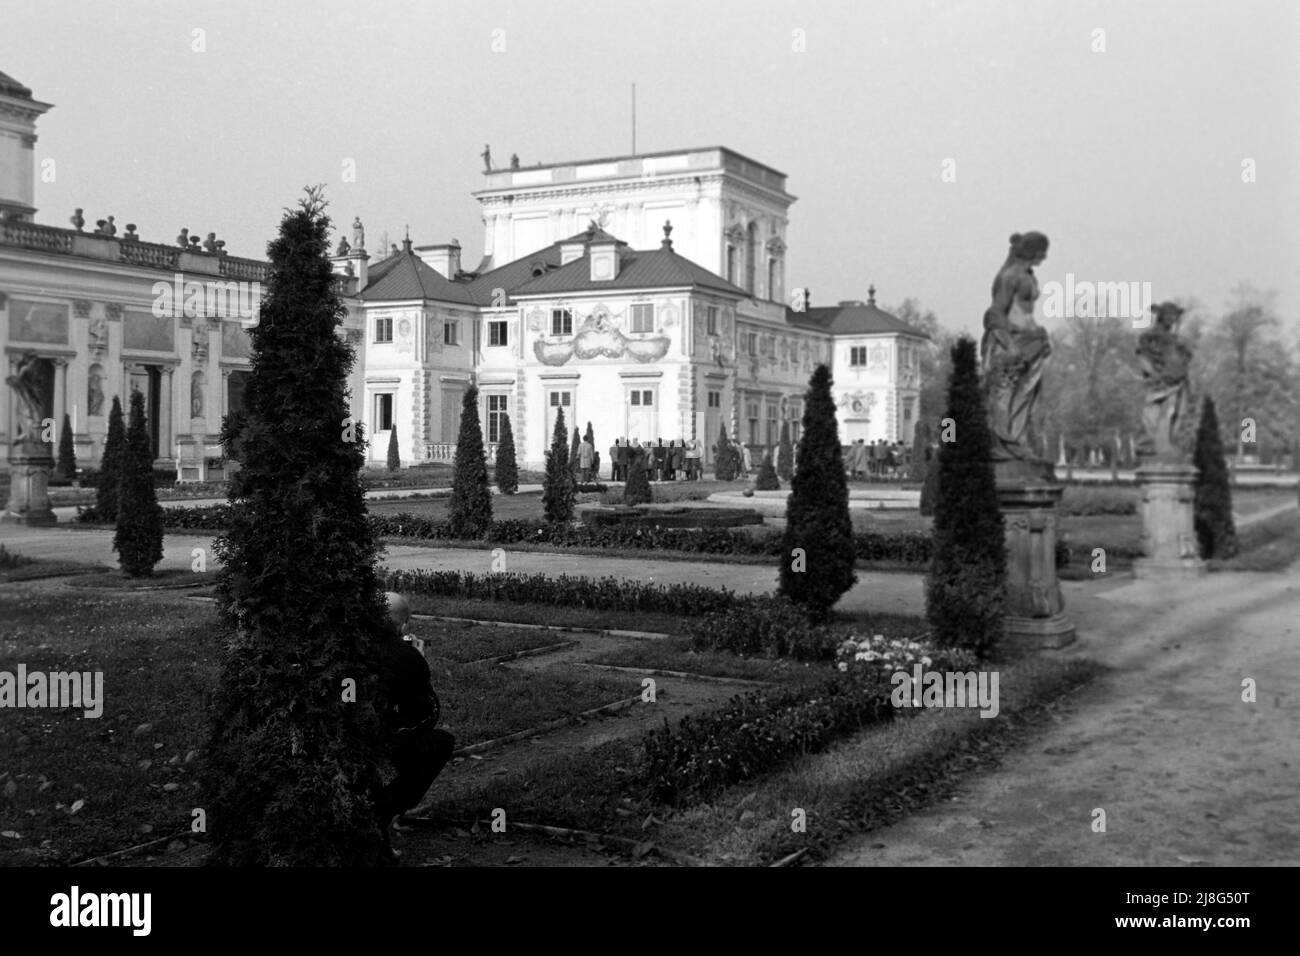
[385,426,400,472]
[1193,396,1238,560]
[543,407,575,523]
[778,365,856,622]
[776,420,794,482]
[919,445,940,517]
[569,427,582,478]
[925,337,1006,656]
[714,425,738,481]
[55,413,77,483]
[96,396,126,520]
[448,384,492,538]
[623,448,653,505]
[113,389,164,577]
[756,449,780,490]
[202,187,392,866]
[584,420,598,482]
[495,413,519,495]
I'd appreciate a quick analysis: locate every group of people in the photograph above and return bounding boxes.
[608,438,706,482]
[846,438,910,480]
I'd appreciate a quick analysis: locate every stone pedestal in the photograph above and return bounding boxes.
[1134,462,1205,579]
[2,450,58,526]
[996,475,1075,649]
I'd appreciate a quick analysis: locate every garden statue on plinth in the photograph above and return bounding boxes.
[981,232,1072,647]
[3,350,58,525]
[1133,302,1205,578]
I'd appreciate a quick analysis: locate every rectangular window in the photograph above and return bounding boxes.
[487,394,508,443]
[767,403,779,447]
[488,320,508,347]
[707,390,721,409]
[746,400,759,446]
[546,389,573,443]
[374,317,393,344]
[850,346,867,366]
[630,304,655,333]
[374,392,393,432]
[551,308,573,336]
[706,306,718,336]
[790,401,802,443]
[444,321,459,346]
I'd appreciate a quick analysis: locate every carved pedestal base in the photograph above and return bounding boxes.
[2,450,58,526]
[996,474,1075,649]
[1134,462,1206,579]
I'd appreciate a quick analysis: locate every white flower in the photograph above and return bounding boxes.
[837,662,848,672]
[921,656,932,666]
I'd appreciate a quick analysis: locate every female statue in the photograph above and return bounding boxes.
[981,232,1052,468]
[1135,302,1192,460]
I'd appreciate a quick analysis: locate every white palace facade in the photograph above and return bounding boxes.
[1,69,926,477]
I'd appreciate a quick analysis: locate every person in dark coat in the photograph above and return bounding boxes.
[615,439,629,482]
[652,439,667,481]
[374,592,455,859]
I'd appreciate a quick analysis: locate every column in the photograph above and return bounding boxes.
[53,359,68,435]
[997,480,1075,649]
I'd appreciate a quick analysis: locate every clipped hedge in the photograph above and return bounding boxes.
[686,595,839,661]
[385,568,743,617]
[93,503,1072,568]
[641,670,896,805]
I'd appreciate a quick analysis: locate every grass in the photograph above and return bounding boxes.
[415,620,576,663]
[405,595,688,636]
[421,652,1103,865]
[66,569,213,590]
[0,589,636,864]
[0,546,107,583]
[1211,509,1300,572]
[585,636,822,684]
[0,544,35,570]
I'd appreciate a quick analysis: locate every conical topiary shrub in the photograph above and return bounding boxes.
[495,413,518,495]
[755,449,780,490]
[623,448,653,505]
[113,389,164,577]
[778,364,856,622]
[714,425,738,481]
[385,426,400,472]
[543,408,575,523]
[1193,396,1238,560]
[55,413,77,483]
[569,427,581,479]
[448,384,492,539]
[202,187,393,866]
[96,396,126,521]
[925,337,1006,657]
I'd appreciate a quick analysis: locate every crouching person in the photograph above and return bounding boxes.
[374,591,455,858]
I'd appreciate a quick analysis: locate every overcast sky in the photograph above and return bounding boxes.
[7,0,1298,337]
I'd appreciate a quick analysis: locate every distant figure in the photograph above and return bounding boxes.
[374,592,455,860]
[176,227,190,248]
[510,153,520,170]
[685,438,702,480]
[851,438,867,479]
[336,235,351,257]
[740,442,752,478]
[203,232,218,253]
[352,216,365,251]
[578,436,594,482]
[481,144,492,171]
[69,208,85,231]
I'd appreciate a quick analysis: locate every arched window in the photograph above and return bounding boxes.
[746,223,758,294]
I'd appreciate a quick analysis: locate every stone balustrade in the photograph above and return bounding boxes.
[423,441,499,464]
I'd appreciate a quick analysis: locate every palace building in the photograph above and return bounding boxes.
[1,70,925,478]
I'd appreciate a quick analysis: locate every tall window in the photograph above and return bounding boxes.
[850,346,867,366]
[374,317,393,343]
[746,400,759,445]
[746,223,758,295]
[630,303,655,333]
[726,246,737,285]
[767,258,780,302]
[374,392,394,432]
[767,402,779,447]
[551,308,573,336]
[627,388,656,442]
[789,399,803,443]
[444,320,459,346]
[486,394,508,443]
[488,320,508,346]
[706,305,718,336]
[707,390,721,408]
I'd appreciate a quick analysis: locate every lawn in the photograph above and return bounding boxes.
[0,588,635,864]
[416,620,577,664]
